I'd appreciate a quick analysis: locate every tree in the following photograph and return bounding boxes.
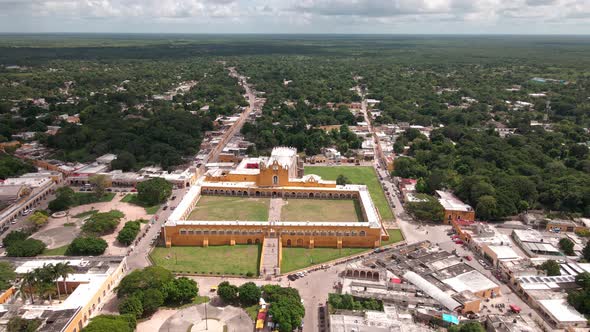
[137,178,172,206]
[448,321,485,332]
[65,237,108,256]
[6,239,46,257]
[406,194,444,222]
[217,281,238,304]
[116,220,141,246]
[336,175,350,186]
[48,187,75,211]
[82,210,123,235]
[141,288,165,316]
[6,317,41,332]
[559,238,575,256]
[539,260,561,276]
[3,230,28,247]
[475,195,498,220]
[116,266,174,298]
[393,157,429,179]
[0,262,16,291]
[89,174,108,198]
[118,295,144,318]
[238,282,261,306]
[268,294,305,332]
[576,272,590,289]
[163,277,199,305]
[81,314,136,332]
[583,242,590,261]
[111,151,136,171]
[53,262,74,300]
[28,211,49,230]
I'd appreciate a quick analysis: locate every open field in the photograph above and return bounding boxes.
[281,247,368,273]
[281,199,364,222]
[41,244,69,256]
[304,166,394,221]
[381,229,404,246]
[189,196,269,221]
[150,245,261,276]
[121,194,160,215]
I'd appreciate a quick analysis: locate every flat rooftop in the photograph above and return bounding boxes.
[435,190,473,212]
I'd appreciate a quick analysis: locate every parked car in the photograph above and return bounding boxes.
[464,255,472,261]
[454,240,464,245]
[163,206,168,211]
[171,196,177,200]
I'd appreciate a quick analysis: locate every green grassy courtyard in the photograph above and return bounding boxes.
[281,199,364,222]
[381,229,404,246]
[281,247,368,273]
[121,194,160,214]
[150,245,261,276]
[304,166,394,221]
[188,196,270,221]
[41,244,69,256]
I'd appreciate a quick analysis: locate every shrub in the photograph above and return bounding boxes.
[6,239,46,257]
[2,231,29,248]
[116,221,141,246]
[66,237,108,256]
[82,210,124,235]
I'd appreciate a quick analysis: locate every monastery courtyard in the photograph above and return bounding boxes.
[187,195,364,223]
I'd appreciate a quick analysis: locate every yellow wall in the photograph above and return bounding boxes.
[165,224,381,248]
[0,287,15,304]
[62,259,127,332]
[444,210,476,225]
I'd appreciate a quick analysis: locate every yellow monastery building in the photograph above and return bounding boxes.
[164,147,390,249]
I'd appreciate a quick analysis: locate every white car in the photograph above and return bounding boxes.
[22,209,32,216]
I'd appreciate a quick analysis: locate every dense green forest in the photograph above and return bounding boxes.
[0,35,589,216]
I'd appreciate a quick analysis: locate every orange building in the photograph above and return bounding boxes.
[164,147,389,250]
[436,190,475,225]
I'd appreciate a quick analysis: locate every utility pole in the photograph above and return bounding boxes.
[205,302,208,330]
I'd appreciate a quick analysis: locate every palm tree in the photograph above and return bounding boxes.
[20,272,36,304]
[54,262,74,298]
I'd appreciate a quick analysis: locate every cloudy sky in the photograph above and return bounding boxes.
[0,0,589,34]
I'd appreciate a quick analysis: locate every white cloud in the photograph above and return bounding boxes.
[1,0,590,33]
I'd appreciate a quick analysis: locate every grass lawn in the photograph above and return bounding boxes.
[71,193,115,207]
[150,245,261,276]
[189,196,269,221]
[73,209,98,219]
[245,304,259,321]
[304,166,394,221]
[281,247,368,273]
[381,229,404,246]
[281,199,364,222]
[121,194,160,215]
[41,244,69,256]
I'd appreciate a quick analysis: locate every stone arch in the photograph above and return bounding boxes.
[231,190,236,196]
[328,193,333,198]
[353,270,360,278]
[247,239,252,244]
[272,191,277,197]
[309,193,314,198]
[340,193,345,198]
[296,238,304,247]
[360,271,367,278]
[359,231,366,236]
[255,191,261,197]
[255,239,260,244]
[287,239,292,247]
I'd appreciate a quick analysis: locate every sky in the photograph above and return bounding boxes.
[0,0,590,34]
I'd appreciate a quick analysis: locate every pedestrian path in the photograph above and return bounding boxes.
[268,197,284,221]
[260,237,279,277]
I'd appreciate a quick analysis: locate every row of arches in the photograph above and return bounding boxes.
[344,269,380,280]
[178,228,367,237]
[200,188,358,200]
[1,186,54,227]
[179,229,264,236]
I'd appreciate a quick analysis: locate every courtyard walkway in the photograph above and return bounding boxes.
[268,197,284,221]
[260,236,279,277]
